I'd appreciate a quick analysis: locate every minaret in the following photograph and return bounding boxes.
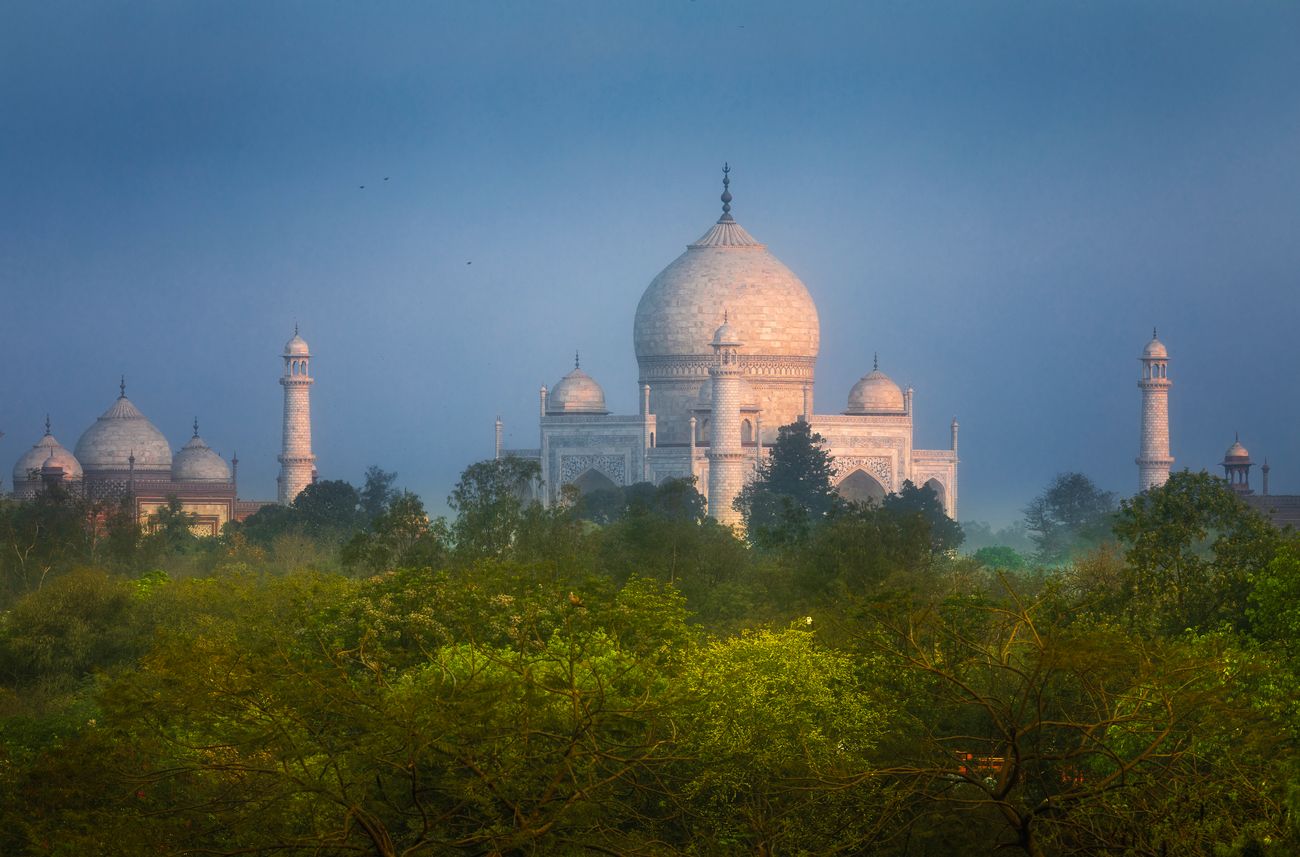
[707,314,744,528]
[1136,328,1174,492]
[277,326,316,505]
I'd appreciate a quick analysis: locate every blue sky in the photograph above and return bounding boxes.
[3,1,1298,525]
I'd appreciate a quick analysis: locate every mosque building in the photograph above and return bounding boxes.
[7,329,315,534]
[496,168,960,525]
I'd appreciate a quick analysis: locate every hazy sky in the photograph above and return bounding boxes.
[3,1,1298,525]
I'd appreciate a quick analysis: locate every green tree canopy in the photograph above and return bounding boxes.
[448,456,541,561]
[1023,472,1117,565]
[735,419,839,547]
[1114,470,1280,634]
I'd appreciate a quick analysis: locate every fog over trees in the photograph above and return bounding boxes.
[0,429,1297,856]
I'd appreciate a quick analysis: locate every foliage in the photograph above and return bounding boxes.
[448,456,541,561]
[884,479,964,554]
[341,491,448,574]
[1023,472,1118,565]
[972,544,1028,570]
[359,464,400,522]
[1,464,1297,856]
[1114,470,1280,634]
[735,419,839,547]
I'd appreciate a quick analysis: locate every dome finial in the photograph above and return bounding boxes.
[119,375,126,399]
[574,350,580,369]
[193,417,200,438]
[44,414,51,436]
[873,352,879,371]
[719,162,734,223]
[295,322,299,336]
[1153,326,1158,340]
[724,309,729,324]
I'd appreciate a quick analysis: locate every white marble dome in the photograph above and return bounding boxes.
[634,200,819,365]
[75,392,173,473]
[846,369,906,415]
[1144,336,1167,359]
[172,430,232,483]
[547,365,609,415]
[285,331,310,356]
[1225,439,1250,461]
[13,430,83,485]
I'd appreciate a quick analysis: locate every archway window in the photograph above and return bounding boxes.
[572,468,618,496]
[836,469,887,505]
[924,478,948,512]
[742,419,753,444]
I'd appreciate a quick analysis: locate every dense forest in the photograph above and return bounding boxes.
[1,423,1297,856]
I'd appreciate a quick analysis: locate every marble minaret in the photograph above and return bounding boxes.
[277,327,316,505]
[707,315,744,527]
[1136,329,1173,492]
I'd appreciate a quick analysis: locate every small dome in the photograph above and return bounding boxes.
[846,369,906,415]
[547,365,609,415]
[1225,439,1250,461]
[74,391,173,473]
[172,430,232,483]
[13,430,82,486]
[711,317,742,347]
[1143,337,1167,359]
[285,330,310,356]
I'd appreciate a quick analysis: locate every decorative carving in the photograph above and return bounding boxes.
[560,454,627,485]
[832,456,893,491]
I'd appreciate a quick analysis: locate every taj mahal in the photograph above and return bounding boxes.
[495,168,960,525]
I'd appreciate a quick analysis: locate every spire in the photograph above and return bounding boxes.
[718,162,734,223]
[44,414,51,436]
[724,309,729,324]
[119,375,126,399]
[193,417,200,438]
[873,352,879,371]
[295,322,299,336]
[574,350,580,369]
[1153,326,1158,340]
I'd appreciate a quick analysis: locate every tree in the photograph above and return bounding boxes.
[341,491,448,574]
[1113,470,1280,634]
[860,574,1290,857]
[1023,472,1116,565]
[735,420,839,547]
[448,456,541,561]
[292,479,365,540]
[359,465,400,522]
[142,497,198,557]
[884,480,964,554]
[674,626,900,853]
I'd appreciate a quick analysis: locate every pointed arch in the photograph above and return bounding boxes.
[573,468,618,496]
[836,468,887,505]
[923,478,947,510]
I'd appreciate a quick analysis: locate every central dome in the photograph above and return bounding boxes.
[633,171,820,443]
[634,221,819,363]
[75,388,172,474]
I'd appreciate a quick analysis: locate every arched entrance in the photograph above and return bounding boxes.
[573,468,618,495]
[923,478,947,511]
[836,469,887,505]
